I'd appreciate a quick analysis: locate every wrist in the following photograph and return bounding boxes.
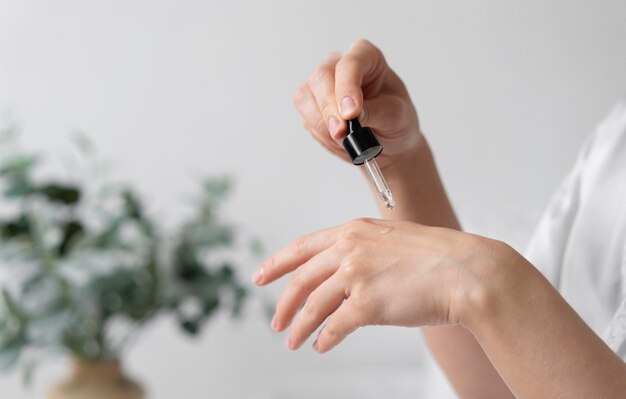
[454,240,527,331]
[366,130,460,229]
[378,128,428,180]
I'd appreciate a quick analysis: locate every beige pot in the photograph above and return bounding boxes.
[48,358,145,399]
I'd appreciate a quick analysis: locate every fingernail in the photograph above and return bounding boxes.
[312,339,319,352]
[271,315,278,331]
[252,268,263,284]
[328,116,340,138]
[341,96,356,116]
[285,336,292,349]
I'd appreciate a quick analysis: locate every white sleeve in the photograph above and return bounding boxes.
[523,131,597,287]
[603,243,626,360]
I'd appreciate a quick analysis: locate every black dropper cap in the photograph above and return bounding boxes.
[342,119,383,165]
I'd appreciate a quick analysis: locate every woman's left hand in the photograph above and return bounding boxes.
[252,218,516,353]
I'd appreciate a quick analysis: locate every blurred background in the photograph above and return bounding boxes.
[1,0,625,398]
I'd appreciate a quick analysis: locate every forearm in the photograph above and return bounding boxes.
[366,134,460,229]
[368,136,514,398]
[466,249,626,398]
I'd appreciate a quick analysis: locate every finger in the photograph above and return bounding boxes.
[253,225,341,286]
[294,83,345,149]
[273,247,341,333]
[334,39,387,120]
[360,94,411,136]
[286,274,346,349]
[313,296,365,353]
[307,54,346,144]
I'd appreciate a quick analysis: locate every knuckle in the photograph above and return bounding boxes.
[336,232,358,254]
[291,234,309,252]
[345,218,360,232]
[311,116,328,135]
[353,38,374,50]
[347,217,372,231]
[293,84,308,105]
[353,39,382,57]
[339,255,359,278]
[317,98,335,118]
[350,286,382,325]
[323,51,341,61]
[350,39,386,71]
[334,78,356,96]
[350,287,372,312]
[288,267,305,290]
[335,54,357,71]
[322,324,339,339]
[302,305,320,323]
[309,63,334,85]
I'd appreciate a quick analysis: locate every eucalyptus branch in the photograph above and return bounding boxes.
[0,128,255,384]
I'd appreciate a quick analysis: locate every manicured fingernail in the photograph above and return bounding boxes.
[252,268,263,284]
[328,116,340,138]
[285,336,292,349]
[341,96,356,116]
[312,339,319,352]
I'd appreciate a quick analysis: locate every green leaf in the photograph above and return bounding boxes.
[203,177,231,202]
[122,190,142,219]
[202,297,219,316]
[216,264,234,282]
[231,286,247,317]
[3,178,34,198]
[92,216,124,248]
[0,215,31,240]
[57,220,85,256]
[180,319,200,335]
[0,320,27,372]
[21,272,49,296]
[88,268,156,321]
[2,289,26,322]
[172,243,206,282]
[0,344,21,371]
[186,224,233,248]
[37,183,81,205]
[0,155,37,178]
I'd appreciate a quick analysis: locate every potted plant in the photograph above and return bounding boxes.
[0,122,256,398]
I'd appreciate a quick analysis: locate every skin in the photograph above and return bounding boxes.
[252,39,626,398]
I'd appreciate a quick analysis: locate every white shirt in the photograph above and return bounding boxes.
[525,100,626,360]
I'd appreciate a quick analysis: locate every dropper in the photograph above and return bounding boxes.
[342,118,395,210]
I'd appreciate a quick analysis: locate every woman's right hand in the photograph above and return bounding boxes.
[293,39,422,170]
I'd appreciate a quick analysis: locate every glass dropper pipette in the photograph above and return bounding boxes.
[342,118,395,210]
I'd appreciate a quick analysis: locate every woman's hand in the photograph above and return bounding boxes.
[294,39,421,169]
[252,218,514,353]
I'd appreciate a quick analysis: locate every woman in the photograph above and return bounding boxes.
[252,40,626,398]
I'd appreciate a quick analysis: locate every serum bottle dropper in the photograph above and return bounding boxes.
[342,118,395,210]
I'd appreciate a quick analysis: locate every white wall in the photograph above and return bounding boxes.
[1,1,625,398]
